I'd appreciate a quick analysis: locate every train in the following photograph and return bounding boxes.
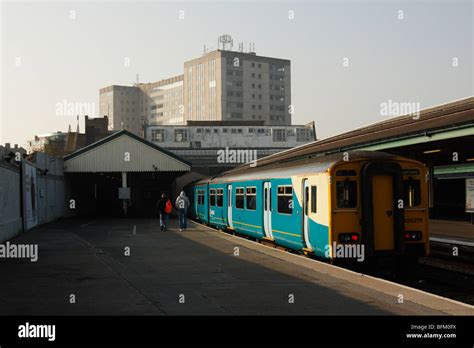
[191,150,429,263]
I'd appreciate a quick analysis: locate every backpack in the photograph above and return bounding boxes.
[165,199,172,214]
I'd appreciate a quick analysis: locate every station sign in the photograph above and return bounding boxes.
[466,178,474,213]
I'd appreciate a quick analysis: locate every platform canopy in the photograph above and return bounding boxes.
[63,130,191,173]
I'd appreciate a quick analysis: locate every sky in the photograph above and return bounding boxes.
[1,0,472,148]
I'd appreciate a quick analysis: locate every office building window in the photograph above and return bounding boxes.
[174,129,188,142]
[151,129,165,142]
[273,129,286,142]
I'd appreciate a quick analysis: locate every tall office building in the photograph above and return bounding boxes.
[99,38,291,134]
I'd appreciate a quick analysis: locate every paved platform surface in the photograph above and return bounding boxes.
[0,218,472,315]
[429,219,474,246]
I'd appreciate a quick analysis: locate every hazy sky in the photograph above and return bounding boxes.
[1,0,472,147]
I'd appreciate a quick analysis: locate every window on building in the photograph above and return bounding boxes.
[252,83,256,88]
[236,188,244,209]
[246,187,257,210]
[277,186,293,214]
[258,84,262,89]
[273,129,287,142]
[251,62,255,67]
[336,180,358,208]
[174,129,188,142]
[151,129,165,142]
[252,73,255,78]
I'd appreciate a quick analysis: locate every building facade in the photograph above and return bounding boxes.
[143,121,315,174]
[100,46,291,134]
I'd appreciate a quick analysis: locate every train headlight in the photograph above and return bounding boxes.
[339,233,359,243]
[403,231,422,241]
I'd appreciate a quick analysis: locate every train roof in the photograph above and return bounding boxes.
[195,150,419,185]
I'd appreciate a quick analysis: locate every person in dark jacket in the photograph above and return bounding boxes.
[157,193,169,231]
[175,191,190,231]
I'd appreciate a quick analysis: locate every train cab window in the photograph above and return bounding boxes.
[404,178,421,207]
[336,180,357,208]
[216,188,224,207]
[311,186,317,213]
[277,185,293,214]
[246,187,257,210]
[236,188,244,209]
[209,189,216,206]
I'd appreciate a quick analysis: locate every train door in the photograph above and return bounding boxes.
[361,162,404,254]
[227,184,233,229]
[302,179,313,250]
[263,181,273,239]
[372,175,394,250]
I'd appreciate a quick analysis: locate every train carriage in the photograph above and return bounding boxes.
[192,151,429,262]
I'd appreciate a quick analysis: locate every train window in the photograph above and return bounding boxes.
[216,188,224,207]
[198,190,205,205]
[246,187,257,210]
[311,186,317,213]
[336,180,357,208]
[236,188,244,209]
[336,170,357,176]
[209,189,216,206]
[277,185,293,214]
[404,179,421,207]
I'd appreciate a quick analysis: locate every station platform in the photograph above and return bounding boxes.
[429,219,474,247]
[0,217,472,315]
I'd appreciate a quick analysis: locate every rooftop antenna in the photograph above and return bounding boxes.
[218,34,233,51]
[136,74,140,84]
[76,115,80,133]
[239,42,243,52]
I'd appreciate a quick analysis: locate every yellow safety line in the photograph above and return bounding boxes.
[234,221,261,229]
[272,229,300,237]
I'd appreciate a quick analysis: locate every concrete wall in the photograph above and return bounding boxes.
[0,164,22,242]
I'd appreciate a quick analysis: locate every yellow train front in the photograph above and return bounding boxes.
[326,152,429,264]
[193,151,429,264]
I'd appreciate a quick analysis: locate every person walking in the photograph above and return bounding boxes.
[157,193,172,231]
[175,191,190,231]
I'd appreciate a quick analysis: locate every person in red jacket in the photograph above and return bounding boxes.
[156,193,171,231]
